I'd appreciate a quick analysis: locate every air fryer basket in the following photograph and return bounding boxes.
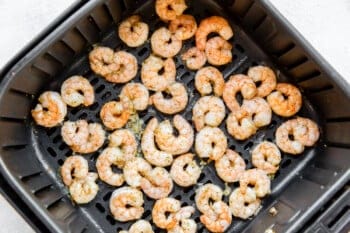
[0,0,349,233]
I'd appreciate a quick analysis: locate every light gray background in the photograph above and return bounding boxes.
[0,0,349,232]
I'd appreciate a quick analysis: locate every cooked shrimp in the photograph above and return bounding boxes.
[151,27,182,58]
[293,117,320,146]
[215,149,245,183]
[151,82,188,114]
[108,129,137,163]
[195,16,233,51]
[192,96,226,131]
[200,201,232,233]
[267,83,302,117]
[96,148,125,186]
[141,167,173,199]
[205,36,232,66]
[181,47,207,70]
[69,172,99,204]
[229,187,261,219]
[154,115,194,155]
[242,97,272,128]
[89,46,118,77]
[247,65,277,97]
[226,109,257,140]
[32,91,67,127]
[169,14,197,41]
[141,118,173,167]
[120,83,149,111]
[195,127,227,160]
[109,187,144,222]
[100,100,131,130]
[123,157,152,187]
[223,74,257,112]
[155,0,187,21]
[61,120,89,147]
[60,155,88,186]
[195,66,225,96]
[240,168,271,198]
[170,153,201,187]
[122,220,154,233]
[61,76,94,107]
[169,206,197,233]
[152,198,181,229]
[195,183,223,215]
[141,55,176,91]
[105,51,138,83]
[252,141,281,174]
[118,15,149,47]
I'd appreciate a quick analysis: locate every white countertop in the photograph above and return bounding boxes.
[0,0,349,232]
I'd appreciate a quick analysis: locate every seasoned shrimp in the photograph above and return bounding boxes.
[192,96,226,131]
[105,51,138,83]
[226,110,257,140]
[169,206,197,233]
[195,127,227,160]
[109,129,137,163]
[195,16,233,51]
[122,220,154,233]
[181,47,207,70]
[89,46,118,77]
[293,117,320,147]
[151,27,182,58]
[96,148,125,186]
[60,155,88,186]
[229,187,261,219]
[100,100,131,130]
[240,168,271,198]
[141,118,173,167]
[123,157,152,187]
[247,65,277,97]
[170,153,201,187]
[61,76,94,107]
[195,66,225,96]
[151,82,188,114]
[169,14,197,41]
[152,198,181,229]
[155,0,187,21]
[223,74,257,112]
[72,122,105,153]
[252,141,281,174]
[154,115,194,155]
[61,120,89,147]
[267,83,302,117]
[205,36,232,66]
[215,149,245,183]
[195,183,223,215]
[200,201,232,233]
[242,97,272,128]
[32,91,67,127]
[120,83,149,111]
[141,167,173,199]
[69,172,99,204]
[109,187,144,222]
[118,15,149,47]
[141,55,176,91]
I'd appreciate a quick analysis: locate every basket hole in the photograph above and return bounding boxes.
[103,191,112,201]
[96,85,105,93]
[95,203,105,213]
[70,107,80,115]
[53,135,61,144]
[198,173,206,182]
[244,141,253,150]
[90,78,99,85]
[281,159,292,168]
[138,47,148,57]
[190,193,196,201]
[57,159,64,166]
[106,215,116,225]
[89,102,99,111]
[101,91,112,100]
[142,209,151,218]
[47,147,57,157]
[235,44,245,53]
[78,112,88,119]
[46,127,57,136]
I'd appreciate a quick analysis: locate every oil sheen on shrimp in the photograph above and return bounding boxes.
[118,15,149,47]
[60,155,88,186]
[120,83,149,111]
[89,46,118,77]
[151,27,182,58]
[215,149,246,183]
[155,0,187,21]
[141,167,173,200]
[108,129,137,164]
[169,14,197,41]
[61,76,94,107]
[105,51,138,83]
[247,65,277,97]
[152,197,181,229]
[195,126,227,160]
[205,36,233,66]
[195,66,225,96]
[170,153,201,187]
[240,168,271,198]
[181,47,207,70]
[100,100,132,130]
[69,172,99,204]
[229,187,261,219]
[252,141,281,174]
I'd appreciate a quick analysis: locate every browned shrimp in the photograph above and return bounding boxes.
[118,15,149,47]
[155,0,187,21]
[100,100,132,130]
[105,51,138,83]
[205,36,232,66]
[247,65,277,97]
[181,47,207,70]
[169,14,197,41]
[151,27,182,58]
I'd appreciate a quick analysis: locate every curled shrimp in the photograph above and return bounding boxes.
[121,220,154,233]
[229,187,261,219]
[200,201,232,233]
[195,16,233,51]
[141,167,173,199]
[169,14,197,41]
[89,46,118,77]
[151,27,182,58]
[195,127,227,160]
[192,96,226,131]
[152,197,181,229]
[31,91,67,127]
[195,66,225,96]
[69,172,99,204]
[223,74,257,112]
[118,15,149,47]
[169,206,197,233]
[141,55,176,91]
[247,65,277,97]
[96,148,125,186]
[105,51,138,83]
[151,82,188,114]
[205,36,232,66]
[195,183,223,215]
[170,153,201,187]
[123,157,152,187]
[72,123,105,153]
[293,117,320,147]
[181,47,207,70]
[242,97,272,128]
[226,110,257,140]
[100,100,132,130]
[252,141,281,174]
[141,118,173,167]
[154,115,194,155]
[61,76,94,107]
[240,168,271,198]
[215,149,246,183]
[120,83,149,111]
[155,0,187,21]
[109,187,144,222]
[60,155,88,186]
[108,129,137,163]
[267,83,302,117]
